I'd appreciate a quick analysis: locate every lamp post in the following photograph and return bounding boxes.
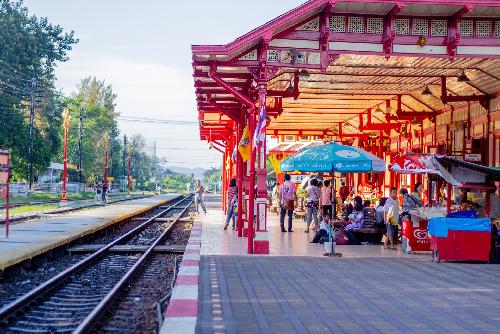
[61,107,71,202]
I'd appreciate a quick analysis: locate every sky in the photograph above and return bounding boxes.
[23,0,303,169]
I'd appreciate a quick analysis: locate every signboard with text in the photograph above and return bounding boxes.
[0,150,10,238]
[464,153,482,162]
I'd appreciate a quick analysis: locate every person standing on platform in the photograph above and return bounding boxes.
[224,178,238,230]
[280,173,296,232]
[339,181,349,204]
[400,188,420,222]
[321,179,332,220]
[195,179,207,214]
[102,181,107,205]
[383,187,400,250]
[305,178,321,233]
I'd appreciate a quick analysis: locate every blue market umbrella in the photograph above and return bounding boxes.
[280,142,386,173]
[280,142,386,241]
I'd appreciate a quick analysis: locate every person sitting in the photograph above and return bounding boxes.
[344,196,364,244]
[311,215,331,244]
[375,197,387,226]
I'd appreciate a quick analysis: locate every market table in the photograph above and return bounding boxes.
[428,217,491,262]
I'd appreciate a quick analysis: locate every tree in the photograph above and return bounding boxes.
[0,0,77,180]
[65,77,119,184]
[203,167,221,191]
[128,134,154,187]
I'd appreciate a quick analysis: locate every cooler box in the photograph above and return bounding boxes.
[428,217,491,262]
[402,219,430,253]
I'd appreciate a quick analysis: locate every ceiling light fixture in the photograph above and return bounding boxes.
[457,70,470,82]
[421,85,432,96]
[298,69,310,79]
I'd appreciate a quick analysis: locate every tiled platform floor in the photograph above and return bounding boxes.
[196,195,500,334]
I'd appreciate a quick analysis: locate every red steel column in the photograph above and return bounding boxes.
[236,123,244,237]
[255,81,269,254]
[248,107,256,254]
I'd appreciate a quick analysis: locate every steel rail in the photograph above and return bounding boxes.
[74,196,194,333]
[0,195,188,322]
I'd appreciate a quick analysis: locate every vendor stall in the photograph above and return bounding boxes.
[391,153,500,261]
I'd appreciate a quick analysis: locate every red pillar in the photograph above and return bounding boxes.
[255,81,269,254]
[236,123,244,238]
[222,150,226,211]
[248,107,256,254]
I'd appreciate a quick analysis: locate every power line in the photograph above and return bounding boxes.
[117,116,197,125]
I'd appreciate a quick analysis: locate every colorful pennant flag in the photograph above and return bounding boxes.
[231,143,237,161]
[253,105,266,147]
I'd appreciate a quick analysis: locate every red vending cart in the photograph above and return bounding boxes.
[428,217,492,262]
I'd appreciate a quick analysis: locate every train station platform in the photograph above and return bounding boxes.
[0,194,178,271]
[165,195,500,334]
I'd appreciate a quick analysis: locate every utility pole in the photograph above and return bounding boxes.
[153,140,157,192]
[78,107,84,191]
[122,134,127,191]
[27,78,36,189]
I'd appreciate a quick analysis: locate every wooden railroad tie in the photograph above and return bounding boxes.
[66,244,186,254]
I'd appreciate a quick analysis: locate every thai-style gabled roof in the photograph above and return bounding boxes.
[192,0,500,141]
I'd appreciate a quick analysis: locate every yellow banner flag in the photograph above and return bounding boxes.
[238,126,251,162]
[267,153,281,173]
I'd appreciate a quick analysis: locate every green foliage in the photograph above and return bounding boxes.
[162,169,192,192]
[0,0,77,180]
[203,167,221,191]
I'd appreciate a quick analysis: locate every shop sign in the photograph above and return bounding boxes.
[464,153,481,162]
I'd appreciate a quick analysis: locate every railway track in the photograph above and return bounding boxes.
[0,194,151,225]
[0,194,194,333]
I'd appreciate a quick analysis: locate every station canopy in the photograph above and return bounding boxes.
[192,0,500,141]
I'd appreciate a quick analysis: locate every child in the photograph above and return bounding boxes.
[311,215,331,244]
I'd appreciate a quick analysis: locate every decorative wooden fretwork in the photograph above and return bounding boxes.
[460,20,474,37]
[295,52,306,64]
[239,49,257,61]
[330,16,346,33]
[367,17,383,34]
[476,20,493,37]
[267,50,279,62]
[394,19,410,35]
[412,19,429,36]
[307,52,320,65]
[297,17,320,31]
[431,20,447,36]
[348,16,365,33]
